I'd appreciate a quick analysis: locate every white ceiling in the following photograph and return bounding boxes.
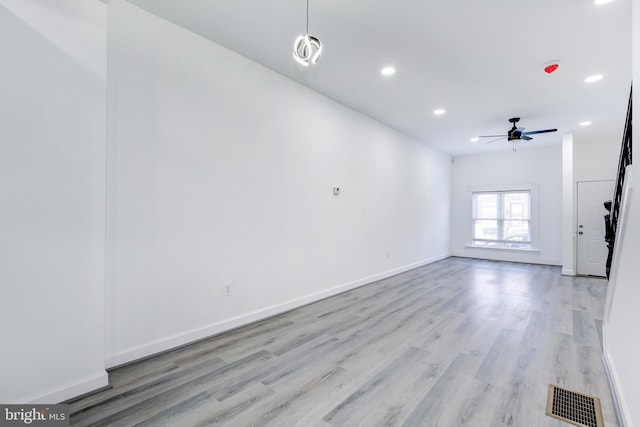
[127,0,632,157]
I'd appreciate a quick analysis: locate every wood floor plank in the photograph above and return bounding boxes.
[70,356,227,425]
[72,350,272,426]
[400,353,477,427]
[69,258,620,426]
[323,346,431,425]
[442,378,500,426]
[239,365,348,426]
[474,328,522,385]
[138,383,275,427]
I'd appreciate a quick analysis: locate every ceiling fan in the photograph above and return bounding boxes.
[479,117,557,151]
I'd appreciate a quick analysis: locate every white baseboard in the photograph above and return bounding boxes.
[602,349,631,427]
[561,268,576,276]
[536,257,563,266]
[106,253,449,368]
[15,371,108,404]
[450,249,562,267]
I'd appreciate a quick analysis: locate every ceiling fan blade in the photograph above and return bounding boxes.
[478,135,507,138]
[485,137,507,144]
[516,127,526,132]
[521,135,533,141]
[521,128,557,136]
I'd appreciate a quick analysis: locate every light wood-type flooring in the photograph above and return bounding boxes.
[69,257,618,426]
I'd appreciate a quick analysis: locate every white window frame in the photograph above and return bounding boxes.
[468,184,538,251]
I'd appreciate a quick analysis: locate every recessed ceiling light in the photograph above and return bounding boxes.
[584,74,603,83]
[381,66,396,76]
[595,0,614,4]
[434,109,446,116]
[580,121,592,126]
[470,137,479,142]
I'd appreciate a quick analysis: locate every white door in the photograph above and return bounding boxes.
[577,180,615,277]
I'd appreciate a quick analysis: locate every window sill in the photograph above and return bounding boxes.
[465,244,540,253]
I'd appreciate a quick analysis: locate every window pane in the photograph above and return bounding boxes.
[471,190,532,249]
[474,220,498,240]
[503,220,530,242]
[503,192,530,220]
[475,193,498,219]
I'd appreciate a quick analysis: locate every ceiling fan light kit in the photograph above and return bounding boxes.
[293,0,322,66]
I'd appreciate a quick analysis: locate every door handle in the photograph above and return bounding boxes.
[578,231,584,235]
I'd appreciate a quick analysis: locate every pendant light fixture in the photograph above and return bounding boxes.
[293,0,322,66]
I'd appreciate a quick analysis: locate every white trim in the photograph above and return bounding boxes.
[465,244,538,253]
[604,166,634,322]
[468,182,538,193]
[14,371,108,404]
[601,166,634,427]
[602,348,631,427]
[561,268,576,276]
[106,254,449,368]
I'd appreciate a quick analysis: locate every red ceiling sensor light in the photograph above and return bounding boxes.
[544,63,559,74]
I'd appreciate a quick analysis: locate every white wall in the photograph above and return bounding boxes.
[106,0,451,367]
[574,138,620,184]
[0,0,107,403]
[562,135,619,276]
[450,145,562,265]
[569,137,618,276]
[602,1,639,425]
[562,133,575,274]
[604,167,639,427]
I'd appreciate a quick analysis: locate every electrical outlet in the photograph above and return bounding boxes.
[386,252,391,259]
[223,282,232,297]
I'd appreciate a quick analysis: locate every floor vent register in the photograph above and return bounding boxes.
[546,384,603,427]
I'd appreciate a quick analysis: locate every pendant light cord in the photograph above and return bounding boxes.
[306,0,309,34]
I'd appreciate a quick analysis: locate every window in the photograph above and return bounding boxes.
[472,190,531,249]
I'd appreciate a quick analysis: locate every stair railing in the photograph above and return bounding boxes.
[605,86,632,279]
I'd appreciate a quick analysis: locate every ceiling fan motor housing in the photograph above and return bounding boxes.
[508,131,521,141]
[508,117,521,140]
